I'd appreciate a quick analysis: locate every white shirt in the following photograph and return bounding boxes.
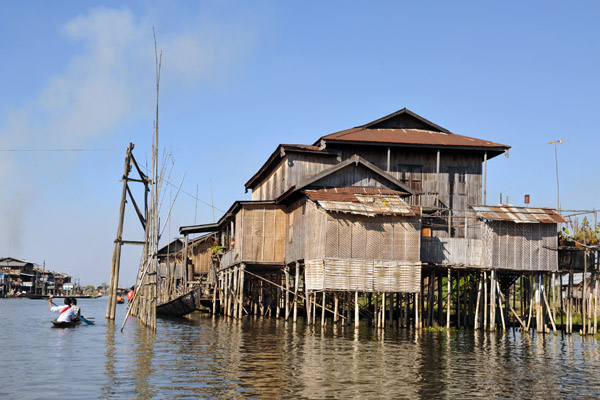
[51,305,76,322]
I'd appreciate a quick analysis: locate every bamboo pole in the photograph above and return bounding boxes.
[541,285,557,333]
[107,144,133,320]
[496,281,526,330]
[496,281,506,332]
[474,272,483,330]
[446,268,451,329]
[355,291,360,329]
[285,266,290,320]
[293,262,299,323]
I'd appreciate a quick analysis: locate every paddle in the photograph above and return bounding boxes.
[78,316,95,325]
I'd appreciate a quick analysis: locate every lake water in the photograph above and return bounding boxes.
[2,297,600,399]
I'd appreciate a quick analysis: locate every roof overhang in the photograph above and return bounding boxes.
[179,200,278,235]
[244,144,339,192]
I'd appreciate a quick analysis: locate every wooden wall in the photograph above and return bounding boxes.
[252,153,338,201]
[190,236,214,275]
[234,204,287,264]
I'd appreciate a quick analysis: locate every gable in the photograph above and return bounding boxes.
[365,108,449,132]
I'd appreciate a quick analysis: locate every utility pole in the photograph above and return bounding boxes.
[548,139,566,213]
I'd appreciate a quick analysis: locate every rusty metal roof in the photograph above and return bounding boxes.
[320,127,509,150]
[471,205,566,224]
[306,188,419,217]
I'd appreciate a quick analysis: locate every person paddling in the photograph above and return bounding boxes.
[48,297,76,322]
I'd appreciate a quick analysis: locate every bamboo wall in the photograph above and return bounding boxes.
[482,221,558,271]
[231,204,287,264]
[190,236,214,275]
[300,200,422,293]
[305,258,421,293]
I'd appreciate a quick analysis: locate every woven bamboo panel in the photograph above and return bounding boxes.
[305,259,324,291]
[483,221,558,271]
[242,208,253,260]
[381,220,394,259]
[324,258,351,290]
[274,208,286,261]
[365,217,381,260]
[306,258,421,293]
[325,212,339,258]
[263,208,275,261]
[351,219,367,260]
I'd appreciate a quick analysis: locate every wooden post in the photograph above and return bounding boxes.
[583,249,588,335]
[106,144,133,320]
[306,291,312,325]
[415,292,420,329]
[321,292,326,327]
[334,293,339,324]
[293,262,300,323]
[541,285,557,333]
[490,270,496,331]
[354,291,360,329]
[474,272,483,330]
[446,268,451,329]
[238,264,246,319]
[496,281,506,332]
[285,266,290,320]
[483,271,488,331]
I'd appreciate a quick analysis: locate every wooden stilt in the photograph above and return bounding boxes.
[293,262,299,323]
[483,271,488,331]
[355,291,360,329]
[321,292,326,327]
[334,293,339,324]
[496,281,506,332]
[285,266,290,320]
[447,268,451,329]
[541,285,556,333]
[474,272,483,330]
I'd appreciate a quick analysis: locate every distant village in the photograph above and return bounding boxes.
[0,256,96,297]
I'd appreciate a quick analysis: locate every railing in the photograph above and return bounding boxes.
[220,249,240,269]
[421,237,483,266]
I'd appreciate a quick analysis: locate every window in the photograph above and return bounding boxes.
[397,164,423,192]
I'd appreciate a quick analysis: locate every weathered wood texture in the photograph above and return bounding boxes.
[252,152,338,201]
[190,236,214,275]
[421,238,483,266]
[221,204,287,268]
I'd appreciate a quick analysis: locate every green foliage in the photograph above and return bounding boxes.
[84,285,95,292]
[211,245,225,255]
[573,217,599,245]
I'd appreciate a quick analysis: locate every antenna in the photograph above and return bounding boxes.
[548,138,567,213]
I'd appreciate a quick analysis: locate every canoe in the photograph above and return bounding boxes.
[51,319,81,328]
[156,288,201,317]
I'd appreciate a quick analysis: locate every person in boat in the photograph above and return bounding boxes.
[48,297,76,322]
[71,297,82,320]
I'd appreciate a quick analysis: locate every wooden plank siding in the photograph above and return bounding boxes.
[252,153,338,201]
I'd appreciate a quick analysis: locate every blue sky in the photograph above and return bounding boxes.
[1,1,599,286]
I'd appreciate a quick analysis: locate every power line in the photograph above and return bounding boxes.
[0,148,119,152]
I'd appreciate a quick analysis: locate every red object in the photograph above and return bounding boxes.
[127,290,134,301]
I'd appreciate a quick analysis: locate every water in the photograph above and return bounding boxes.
[2,298,600,399]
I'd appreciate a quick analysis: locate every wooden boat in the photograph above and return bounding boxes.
[156,288,201,317]
[23,294,50,299]
[51,319,81,328]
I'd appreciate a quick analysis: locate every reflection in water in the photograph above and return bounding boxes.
[3,298,600,399]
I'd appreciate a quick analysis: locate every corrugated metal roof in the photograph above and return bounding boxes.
[471,205,566,223]
[306,188,418,217]
[321,127,508,149]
